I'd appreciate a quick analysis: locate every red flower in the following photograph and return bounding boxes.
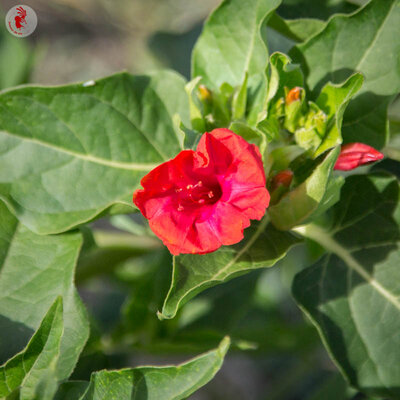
[133,129,270,255]
[334,143,384,171]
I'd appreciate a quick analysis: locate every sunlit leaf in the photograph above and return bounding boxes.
[0,71,189,234]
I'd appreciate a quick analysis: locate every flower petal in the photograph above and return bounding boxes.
[334,142,384,171]
[133,129,270,255]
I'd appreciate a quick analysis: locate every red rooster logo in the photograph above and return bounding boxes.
[14,6,27,30]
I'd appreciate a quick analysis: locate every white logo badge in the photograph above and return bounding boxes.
[5,5,37,38]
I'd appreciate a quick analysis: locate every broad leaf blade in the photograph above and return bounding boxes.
[292,173,400,398]
[57,337,230,400]
[0,71,188,234]
[160,218,300,319]
[192,0,281,90]
[292,0,400,148]
[0,297,63,398]
[0,202,89,381]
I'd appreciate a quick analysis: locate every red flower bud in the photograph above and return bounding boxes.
[133,129,270,255]
[270,170,293,191]
[286,87,302,104]
[334,143,384,171]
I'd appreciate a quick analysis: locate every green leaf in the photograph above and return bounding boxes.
[0,70,189,234]
[268,147,340,230]
[313,73,364,156]
[159,217,300,320]
[56,337,230,400]
[0,202,89,381]
[0,297,63,398]
[192,0,281,91]
[292,0,400,148]
[292,173,400,398]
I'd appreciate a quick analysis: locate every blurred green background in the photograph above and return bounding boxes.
[0,1,381,399]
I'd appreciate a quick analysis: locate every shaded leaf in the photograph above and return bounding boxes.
[0,71,189,234]
[293,173,400,398]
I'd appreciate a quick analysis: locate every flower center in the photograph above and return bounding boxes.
[175,180,222,211]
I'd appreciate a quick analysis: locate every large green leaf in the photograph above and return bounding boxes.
[0,298,63,399]
[0,71,188,234]
[0,202,89,381]
[268,147,340,230]
[292,173,400,398]
[292,0,400,149]
[55,337,230,400]
[192,0,281,90]
[159,217,300,319]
